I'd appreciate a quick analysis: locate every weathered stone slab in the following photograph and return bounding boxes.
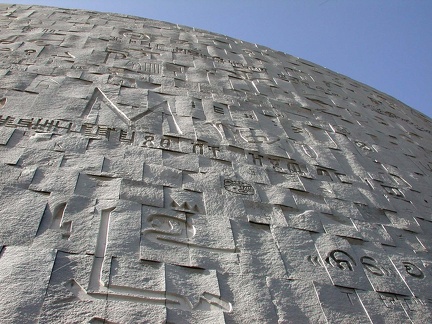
[271,226,331,283]
[314,234,372,290]
[267,278,327,323]
[314,283,371,323]
[0,186,47,245]
[0,247,55,323]
[0,4,431,323]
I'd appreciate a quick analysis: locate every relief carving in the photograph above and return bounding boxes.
[403,261,424,279]
[0,5,431,323]
[325,250,356,271]
[224,179,255,195]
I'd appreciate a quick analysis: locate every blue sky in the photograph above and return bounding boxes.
[6,0,432,118]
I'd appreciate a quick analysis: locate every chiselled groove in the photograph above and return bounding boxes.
[81,88,173,129]
[51,202,66,230]
[165,101,183,134]
[36,201,71,238]
[83,87,132,126]
[88,174,118,181]
[95,208,113,257]
[129,101,165,122]
[35,78,60,89]
[103,285,193,310]
[1,5,432,323]
[89,318,117,324]
[197,292,233,312]
[77,207,232,311]
[81,87,100,119]
[143,214,236,253]
[0,97,6,108]
[146,233,238,254]
[96,88,131,126]
[66,280,92,301]
[307,255,324,267]
[67,278,231,312]
[88,207,115,291]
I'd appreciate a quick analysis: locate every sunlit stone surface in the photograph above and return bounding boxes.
[0,4,431,323]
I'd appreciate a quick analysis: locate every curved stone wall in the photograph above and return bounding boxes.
[0,4,431,323]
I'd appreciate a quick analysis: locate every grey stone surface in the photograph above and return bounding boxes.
[0,4,431,323]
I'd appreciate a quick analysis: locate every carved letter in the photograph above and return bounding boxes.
[326,250,356,271]
[360,256,385,276]
[402,261,424,279]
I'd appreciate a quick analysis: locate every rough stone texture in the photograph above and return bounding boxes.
[0,4,431,323]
